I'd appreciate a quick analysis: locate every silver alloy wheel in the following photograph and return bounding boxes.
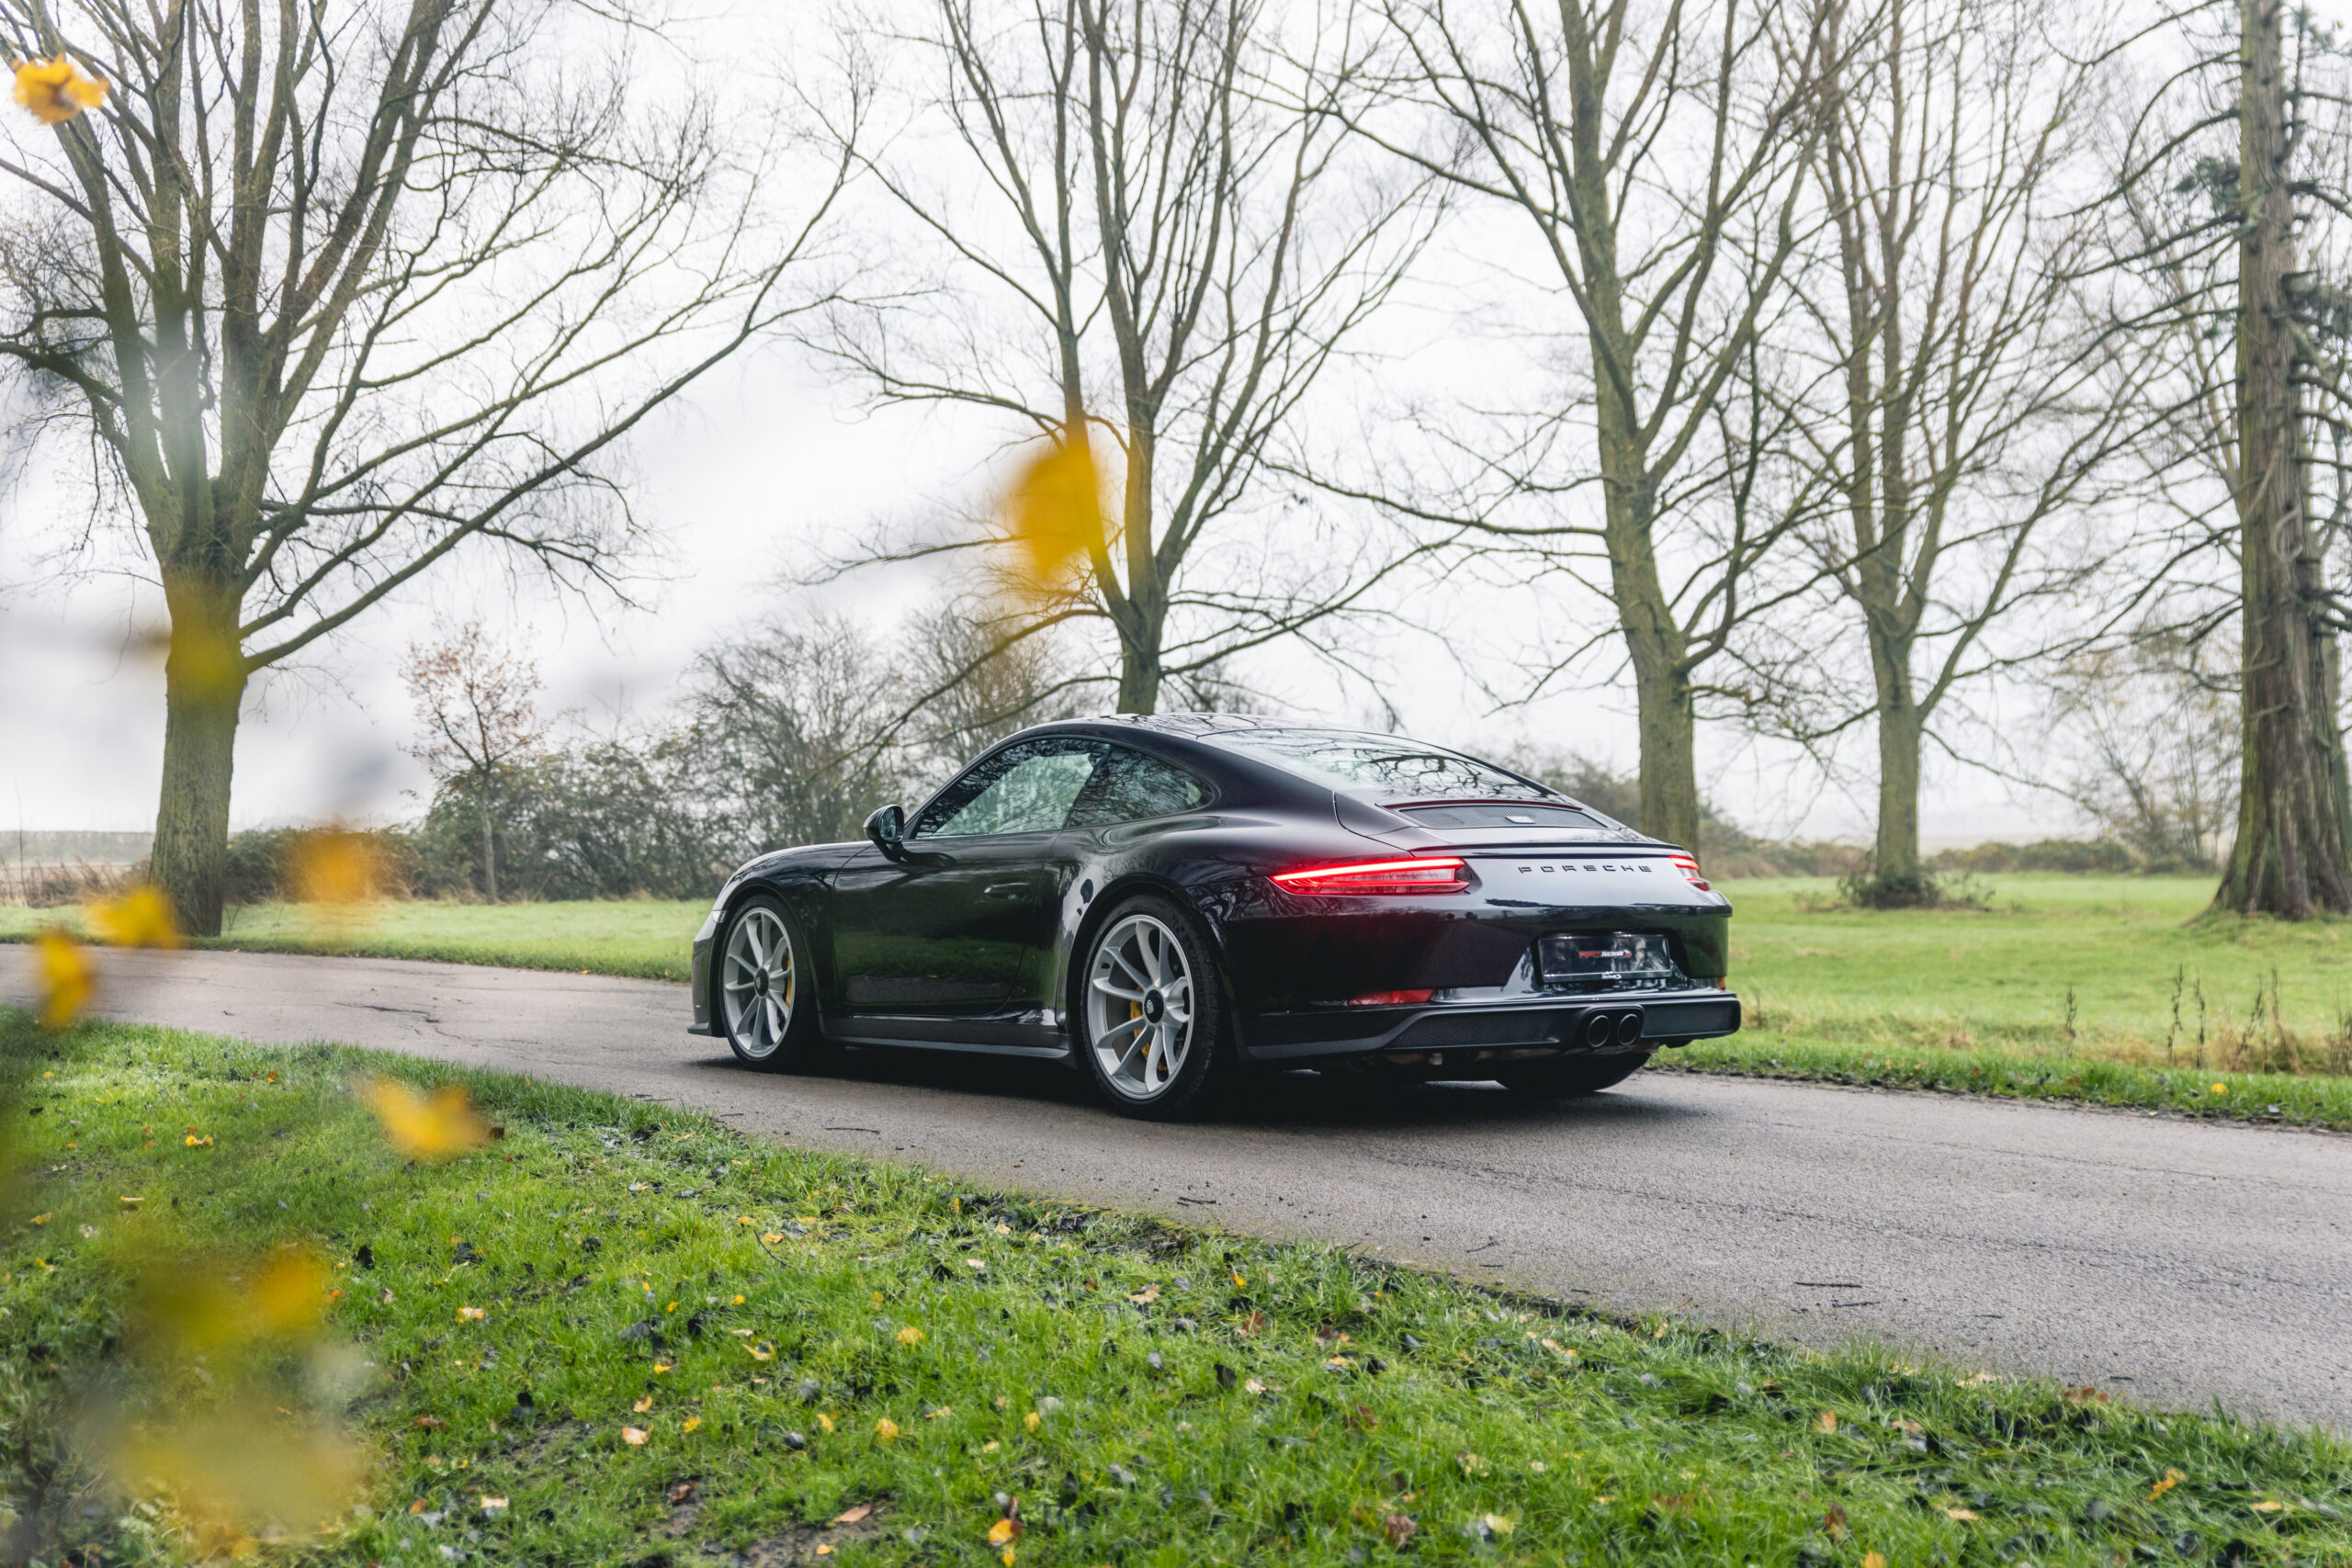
[721,906,797,1058]
[1085,912,1194,1101]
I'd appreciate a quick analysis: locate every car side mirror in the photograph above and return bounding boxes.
[865,803,909,862]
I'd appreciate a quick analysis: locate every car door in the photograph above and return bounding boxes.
[826,737,1103,1045]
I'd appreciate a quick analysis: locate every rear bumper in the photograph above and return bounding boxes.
[1241,987,1740,1064]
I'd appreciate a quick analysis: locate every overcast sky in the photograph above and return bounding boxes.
[0,1,2086,850]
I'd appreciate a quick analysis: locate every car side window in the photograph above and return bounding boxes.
[913,739,1105,839]
[1065,744,1209,828]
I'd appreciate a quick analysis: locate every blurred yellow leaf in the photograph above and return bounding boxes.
[817,1413,836,1433]
[1481,1514,1514,1536]
[87,884,183,949]
[1863,1554,1889,1568]
[286,829,386,911]
[1943,1506,1979,1521]
[634,1396,653,1413]
[2252,1500,2284,1512]
[12,56,105,125]
[115,1409,360,1554]
[683,1416,702,1434]
[33,929,94,1028]
[875,1417,899,1440]
[1001,436,1103,588]
[988,1517,1020,1545]
[1815,1411,1838,1434]
[2150,1469,2184,1500]
[896,1326,925,1345]
[621,1426,648,1446]
[457,1306,485,1323]
[250,1251,329,1337]
[363,1077,492,1161]
[1023,1411,1041,1432]
[2210,1082,2229,1095]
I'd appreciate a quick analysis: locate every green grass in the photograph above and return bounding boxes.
[0,897,707,982]
[6,1016,2348,1566]
[8,874,2352,1126]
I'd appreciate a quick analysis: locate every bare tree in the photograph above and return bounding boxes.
[819,0,1440,715]
[1754,0,2145,903]
[1347,0,1831,852]
[677,612,911,852]
[401,622,548,901]
[0,1,854,931]
[2109,0,2352,916]
[2046,629,2238,871]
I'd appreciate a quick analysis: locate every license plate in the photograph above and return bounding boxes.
[1537,931,1678,985]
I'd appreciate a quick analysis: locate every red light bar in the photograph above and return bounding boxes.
[1270,856,1472,896]
[1348,988,1434,1007]
[1670,853,1712,892]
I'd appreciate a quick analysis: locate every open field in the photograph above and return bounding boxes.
[6,1015,2346,1565]
[7,874,2351,1124]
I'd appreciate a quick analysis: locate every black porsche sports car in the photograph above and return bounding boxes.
[688,714,1740,1117]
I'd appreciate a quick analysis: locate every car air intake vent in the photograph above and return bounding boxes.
[1536,931,1689,993]
[1393,801,1605,829]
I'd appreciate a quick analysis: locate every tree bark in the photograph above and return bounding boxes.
[148,578,247,938]
[2212,0,2352,917]
[1871,693,1928,897]
[479,782,499,903]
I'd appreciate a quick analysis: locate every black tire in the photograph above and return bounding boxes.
[714,895,823,1073]
[1496,1051,1654,1098]
[1071,892,1233,1120]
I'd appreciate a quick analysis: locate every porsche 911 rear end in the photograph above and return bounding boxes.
[1220,803,1738,1078]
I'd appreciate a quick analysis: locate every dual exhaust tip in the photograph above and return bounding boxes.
[1579,1009,1645,1049]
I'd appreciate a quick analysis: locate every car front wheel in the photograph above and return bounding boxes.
[1075,894,1230,1119]
[717,895,820,1072]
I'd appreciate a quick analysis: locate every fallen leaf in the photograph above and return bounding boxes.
[834,1503,874,1525]
[634,1396,654,1414]
[1815,1410,1838,1434]
[1943,1506,1979,1521]
[1023,1411,1041,1432]
[897,1326,926,1345]
[413,1416,445,1430]
[622,1427,648,1447]
[2150,1469,2185,1501]
[988,1517,1021,1545]
[667,1481,698,1506]
[1863,1554,1889,1568]
[1482,1513,1515,1535]
[1130,1283,1160,1304]
[457,1306,485,1323]
[683,1416,702,1434]
[479,1496,508,1515]
[818,1414,836,1434]
[1384,1514,1417,1546]
[1238,1312,1267,1337]
[2252,1500,2284,1513]
[1654,1493,1694,1514]
[1824,1505,1848,1538]
[875,1418,899,1441]
[1457,1451,1487,1475]
[1244,1379,1267,1395]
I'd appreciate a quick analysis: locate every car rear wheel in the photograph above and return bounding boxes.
[718,896,820,1072]
[1076,895,1229,1120]
[1496,1051,1654,1097]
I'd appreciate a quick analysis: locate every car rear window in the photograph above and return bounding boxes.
[1393,802,1605,829]
[1211,728,1548,799]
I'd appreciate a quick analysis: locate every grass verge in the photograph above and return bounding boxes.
[5,1016,2348,1566]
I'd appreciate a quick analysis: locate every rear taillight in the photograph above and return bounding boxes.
[1670,854,1712,891]
[1270,856,1472,896]
[1348,988,1434,1007]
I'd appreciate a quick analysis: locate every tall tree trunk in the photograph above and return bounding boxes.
[1110,422,1165,714]
[1603,446,1703,850]
[479,783,498,903]
[149,576,247,938]
[1871,686,1928,899]
[2213,0,2352,917]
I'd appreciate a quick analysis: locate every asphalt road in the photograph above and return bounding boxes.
[22,946,2351,1433]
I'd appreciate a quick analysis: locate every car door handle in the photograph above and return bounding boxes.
[983,881,1033,901]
